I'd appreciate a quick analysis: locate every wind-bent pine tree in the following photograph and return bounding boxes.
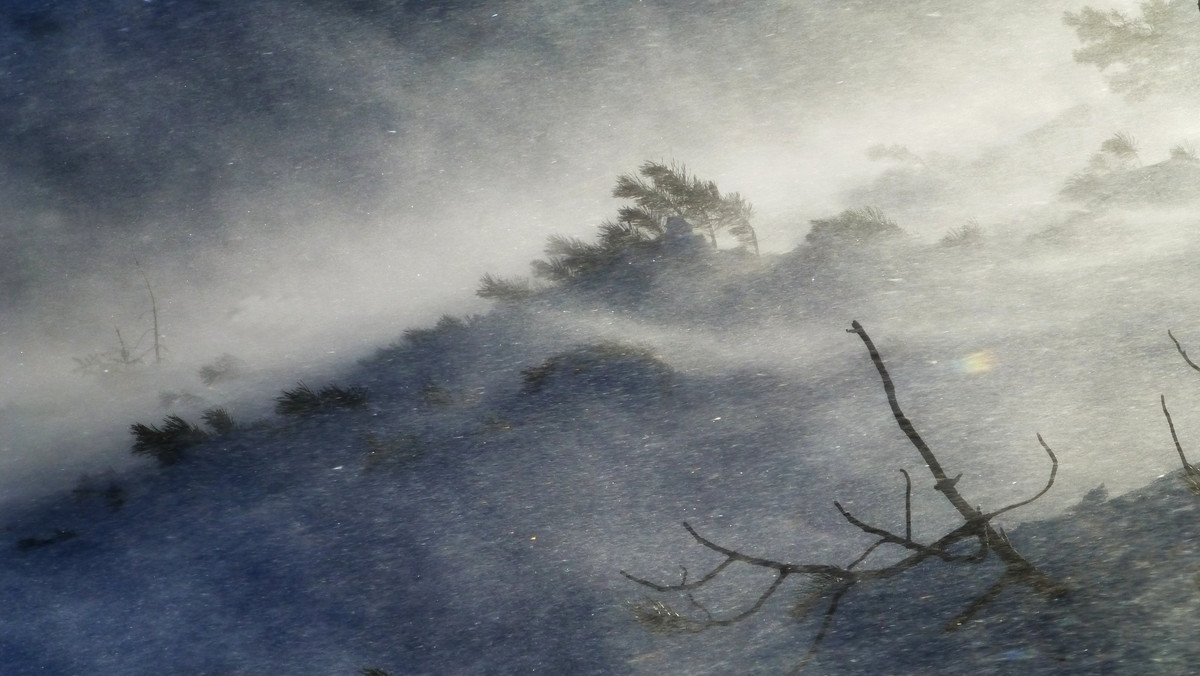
[476,161,761,294]
[613,161,758,255]
[1064,0,1197,100]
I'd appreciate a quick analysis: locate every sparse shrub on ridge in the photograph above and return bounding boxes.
[275,382,368,417]
[129,405,245,466]
[399,314,476,349]
[319,385,369,409]
[521,341,672,397]
[1059,134,1200,206]
[805,207,905,249]
[1169,142,1198,162]
[476,272,537,302]
[475,160,757,297]
[201,407,238,435]
[159,390,207,409]
[198,353,246,385]
[1060,170,1103,201]
[532,163,754,284]
[865,143,924,165]
[1100,131,1140,167]
[370,314,480,365]
[130,415,211,466]
[939,220,985,248]
[274,382,322,416]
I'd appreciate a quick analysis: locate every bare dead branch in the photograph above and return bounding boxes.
[833,501,965,562]
[704,571,791,628]
[980,434,1059,521]
[622,321,1065,672]
[1160,394,1200,494]
[847,321,985,526]
[685,591,715,623]
[680,522,851,579]
[943,572,1012,632]
[899,469,912,543]
[846,539,886,570]
[620,556,736,592]
[788,582,855,676]
[1168,329,1200,373]
[1162,394,1195,472]
[848,326,958,493]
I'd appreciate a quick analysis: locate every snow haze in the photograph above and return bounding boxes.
[0,0,1151,501]
[5,1,1200,673]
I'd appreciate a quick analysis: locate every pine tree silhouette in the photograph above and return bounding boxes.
[613,161,757,254]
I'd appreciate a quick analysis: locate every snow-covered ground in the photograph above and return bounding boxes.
[6,4,1200,672]
[6,203,1200,674]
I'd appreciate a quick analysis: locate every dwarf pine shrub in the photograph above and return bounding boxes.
[198,353,246,385]
[521,341,672,396]
[940,221,985,248]
[130,415,211,466]
[275,382,322,416]
[201,407,238,435]
[476,273,536,302]
[275,382,368,417]
[805,207,905,249]
[1170,142,1199,162]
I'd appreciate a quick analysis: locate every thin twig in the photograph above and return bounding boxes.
[847,321,980,522]
[135,260,162,365]
[846,539,885,570]
[1160,394,1200,495]
[833,501,959,561]
[702,571,791,627]
[685,592,715,622]
[1168,329,1200,373]
[787,582,855,676]
[944,573,1011,631]
[899,469,912,543]
[621,556,735,592]
[680,522,851,579]
[1161,394,1195,473]
[981,434,1058,521]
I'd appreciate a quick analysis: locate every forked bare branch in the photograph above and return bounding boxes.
[1160,393,1200,495]
[622,321,1066,671]
[1162,331,1200,494]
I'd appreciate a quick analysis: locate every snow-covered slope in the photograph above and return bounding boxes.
[6,201,1200,674]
